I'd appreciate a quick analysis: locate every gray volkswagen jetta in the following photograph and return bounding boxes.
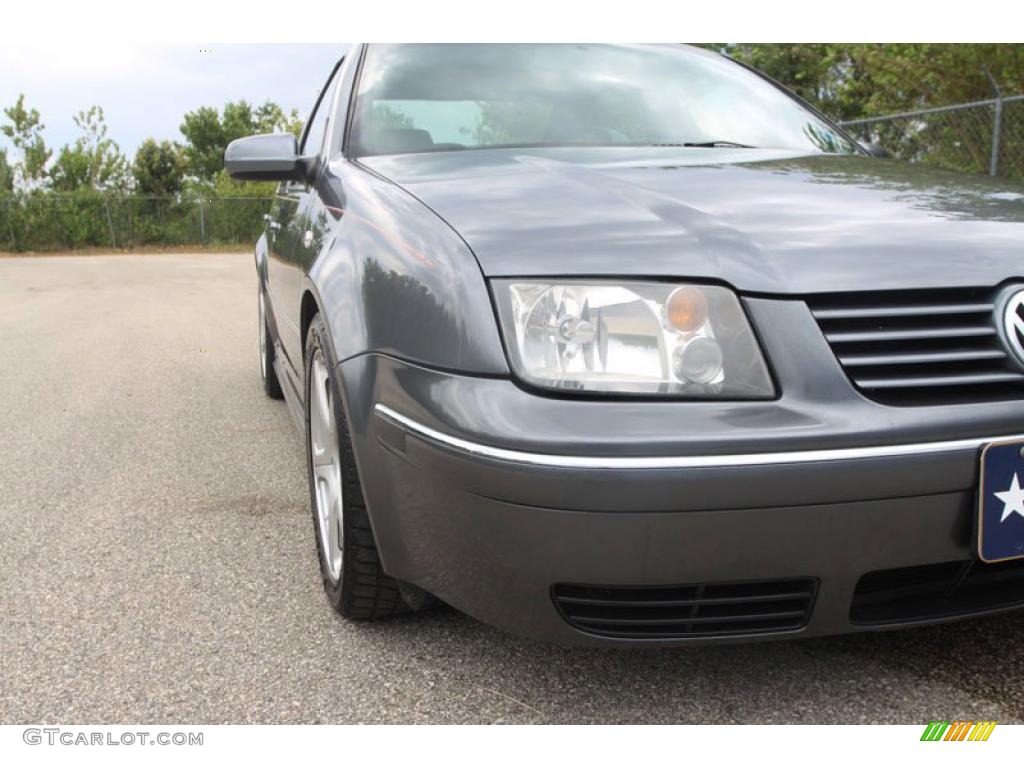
[226,44,1024,646]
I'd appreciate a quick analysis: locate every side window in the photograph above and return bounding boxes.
[300,63,343,157]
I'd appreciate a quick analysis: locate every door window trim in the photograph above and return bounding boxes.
[300,57,346,159]
[341,44,369,160]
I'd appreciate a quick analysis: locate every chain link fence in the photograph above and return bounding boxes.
[3,99,1022,254]
[0,195,273,252]
[839,94,1024,182]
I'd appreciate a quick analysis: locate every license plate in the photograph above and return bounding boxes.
[978,439,1024,563]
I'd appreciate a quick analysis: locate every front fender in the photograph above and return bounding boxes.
[254,232,269,284]
[307,162,510,376]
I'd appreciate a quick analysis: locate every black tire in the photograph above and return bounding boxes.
[258,282,284,400]
[305,313,409,620]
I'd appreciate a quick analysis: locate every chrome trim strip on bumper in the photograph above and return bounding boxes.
[374,404,1024,470]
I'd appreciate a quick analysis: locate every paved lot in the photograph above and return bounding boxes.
[1,252,1023,724]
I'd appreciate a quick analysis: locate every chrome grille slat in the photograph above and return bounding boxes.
[840,349,1007,367]
[857,372,1024,390]
[824,326,996,344]
[812,302,994,320]
[808,287,1024,405]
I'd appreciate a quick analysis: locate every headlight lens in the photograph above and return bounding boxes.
[492,280,774,398]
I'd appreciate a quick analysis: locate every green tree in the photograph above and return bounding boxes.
[1,94,51,189]
[180,100,299,183]
[841,44,1024,116]
[706,44,1024,179]
[0,149,13,193]
[221,100,255,145]
[708,44,1024,121]
[49,107,128,192]
[179,105,224,182]
[48,146,90,192]
[132,139,187,197]
[254,101,303,137]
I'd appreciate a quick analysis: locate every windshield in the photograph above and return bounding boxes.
[349,44,858,157]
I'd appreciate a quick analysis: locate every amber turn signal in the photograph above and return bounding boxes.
[666,286,709,332]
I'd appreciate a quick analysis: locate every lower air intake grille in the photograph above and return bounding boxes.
[851,558,1024,625]
[553,579,817,639]
[807,287,1024,405]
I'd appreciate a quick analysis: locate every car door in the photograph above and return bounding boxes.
[291,56,354,325]
[266,60,345,380]
[265,177,303,378]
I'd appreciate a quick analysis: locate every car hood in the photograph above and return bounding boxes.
[359,147,1024,294]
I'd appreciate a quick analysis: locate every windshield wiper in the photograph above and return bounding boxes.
[651,141,759,149]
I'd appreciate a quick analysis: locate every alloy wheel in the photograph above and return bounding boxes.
[258,289,267,379]
[309,352,344,582]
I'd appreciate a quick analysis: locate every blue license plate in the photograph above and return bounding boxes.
[979,439,1024,563]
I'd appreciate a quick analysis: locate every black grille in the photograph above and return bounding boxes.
[851,558,1024,624]
[807,287,1024,405]
[553,579,817,639]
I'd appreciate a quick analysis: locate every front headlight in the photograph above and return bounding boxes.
[492,280,774,398]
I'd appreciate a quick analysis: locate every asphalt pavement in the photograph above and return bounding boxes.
[1,252,1022,724]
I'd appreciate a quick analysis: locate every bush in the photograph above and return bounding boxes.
[0,191,272,251]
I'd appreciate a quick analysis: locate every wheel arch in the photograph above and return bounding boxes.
[300,288,321,361]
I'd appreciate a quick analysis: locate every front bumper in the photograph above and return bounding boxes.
[339,346,1024,646]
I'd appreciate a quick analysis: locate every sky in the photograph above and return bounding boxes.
[0,44,348,159]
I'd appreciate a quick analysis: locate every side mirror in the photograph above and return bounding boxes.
[859,141,890,159]
[224,133,314,182]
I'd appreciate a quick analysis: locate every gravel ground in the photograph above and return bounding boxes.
[1,252,1022,724]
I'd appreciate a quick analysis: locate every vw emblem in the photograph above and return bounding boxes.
[1003,289,1024,366]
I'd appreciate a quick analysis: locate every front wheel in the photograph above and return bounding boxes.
[305,314,410,619]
